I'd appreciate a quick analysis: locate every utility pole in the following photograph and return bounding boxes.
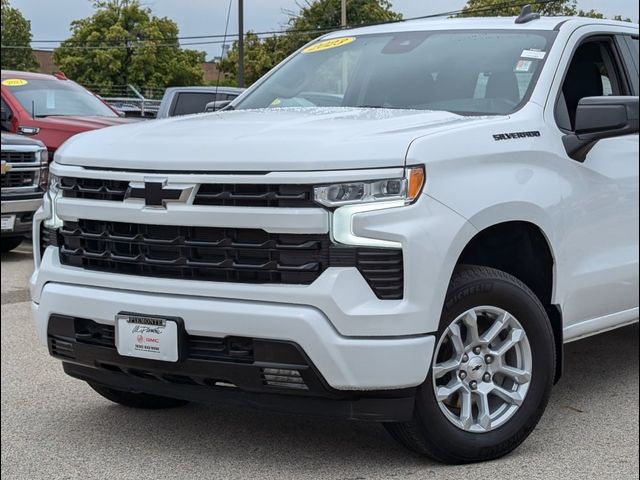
[238,0,245,88]
[341,0,347,27]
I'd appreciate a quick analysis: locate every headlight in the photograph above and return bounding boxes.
[43,173,63,229]
[314,166,425,207]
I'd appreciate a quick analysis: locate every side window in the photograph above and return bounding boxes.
[556,38,628,131]
[0,97,13,131]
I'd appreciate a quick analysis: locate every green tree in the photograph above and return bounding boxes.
[459,0,605,17]
[219,0,401,85]
[0,0,39,71]
[52,0,205,93]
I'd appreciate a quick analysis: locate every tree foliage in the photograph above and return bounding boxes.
[52,0,205,92]
[219,0,401,85]
[459,0,605,18]
[0,0,39,71]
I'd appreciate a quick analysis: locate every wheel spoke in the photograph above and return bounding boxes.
[448,323,465,356]
[491,385,525,406]
[481,311,511,344]
[436,380,464,401]
[433,359,460,379]
[459,390,473,430]
[476,391,492,430]
[462,309,480,346]
[499,365,531,384]
[492,327,525,357]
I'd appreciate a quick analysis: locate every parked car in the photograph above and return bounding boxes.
[155,86,245,118]
[1,70,133,156]
[32,13,638,464]
[1,133,47,252]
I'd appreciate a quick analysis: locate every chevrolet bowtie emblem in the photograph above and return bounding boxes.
[125,180,193,208]
[0,161,11,175]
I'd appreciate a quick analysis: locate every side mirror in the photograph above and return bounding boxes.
[204,100,232,112]
[0,106,10,122]
[563,96,639,161]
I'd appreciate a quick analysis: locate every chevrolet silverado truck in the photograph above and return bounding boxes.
[1,70,131,156]
[1,133,47,252]
[31,13,639,464]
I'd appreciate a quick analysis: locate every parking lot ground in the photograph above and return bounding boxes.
[1,242,639,480]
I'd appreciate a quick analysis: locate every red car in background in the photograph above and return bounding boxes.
[1,70,132,156]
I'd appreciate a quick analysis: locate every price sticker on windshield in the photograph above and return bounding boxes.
[304,37,355,54]
[2,79,28,87]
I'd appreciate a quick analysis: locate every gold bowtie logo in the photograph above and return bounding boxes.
[0,161,11,175]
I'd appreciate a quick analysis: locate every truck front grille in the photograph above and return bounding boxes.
[1,170,37,188]
[1,151,36,163]
[193,184,315,208]
[55,219,404,299]
[58,177,317,208]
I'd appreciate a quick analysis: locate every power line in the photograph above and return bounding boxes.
[2,0,561,51]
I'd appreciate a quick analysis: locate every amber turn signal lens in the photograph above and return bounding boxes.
[406,166,425,202]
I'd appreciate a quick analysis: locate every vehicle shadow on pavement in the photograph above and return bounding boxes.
[17,324,637,478]
[0,242,33,263]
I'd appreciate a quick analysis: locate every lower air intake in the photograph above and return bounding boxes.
[261,367,309,390]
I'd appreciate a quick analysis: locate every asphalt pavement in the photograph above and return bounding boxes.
[1,242,638,480]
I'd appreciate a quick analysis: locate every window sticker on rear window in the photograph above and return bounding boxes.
[1,79,28,86]
[515,60,533,72]
[521,49,546,59]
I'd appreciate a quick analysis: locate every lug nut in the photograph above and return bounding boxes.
[485,355,493,364]
[469,381,478,390]
[459,371,467,380]
[462,354,469,363]
[473,346,482,355]
[483,373,491,382]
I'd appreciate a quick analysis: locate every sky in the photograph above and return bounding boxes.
[10,0,640,61]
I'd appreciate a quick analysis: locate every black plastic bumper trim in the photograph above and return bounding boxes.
[63,363,416,422]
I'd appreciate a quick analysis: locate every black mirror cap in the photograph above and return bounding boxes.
[564,96,639,161]
[204,99,232,112]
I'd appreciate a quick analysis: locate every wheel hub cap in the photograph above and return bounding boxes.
[431,306,533,433]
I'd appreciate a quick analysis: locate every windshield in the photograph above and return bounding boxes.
[236,30,556,115]
[5,79,117,118]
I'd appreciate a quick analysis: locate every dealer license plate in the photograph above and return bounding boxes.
[1,215,16,232]
[115,314,179,362]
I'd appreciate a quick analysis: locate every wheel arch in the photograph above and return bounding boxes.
[452,212,564,383]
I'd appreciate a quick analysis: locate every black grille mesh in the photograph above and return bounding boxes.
[55,220,403,299]
[1,151,36,163]
[1,170,37,188]
[58,177,317,208]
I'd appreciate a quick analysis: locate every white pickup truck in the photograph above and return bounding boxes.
[31,13,638,463]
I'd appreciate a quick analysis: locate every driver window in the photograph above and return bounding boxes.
[557,39,627,131]
[0,97,12,131]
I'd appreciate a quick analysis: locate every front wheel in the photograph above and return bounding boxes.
[385,265,555,464]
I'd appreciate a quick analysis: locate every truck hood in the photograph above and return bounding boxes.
[56,108,491,171]
[36,115,134,133]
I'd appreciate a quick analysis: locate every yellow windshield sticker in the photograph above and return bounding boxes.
[1,78,28,87]
[271,98,282,106]
[303,37,355,54]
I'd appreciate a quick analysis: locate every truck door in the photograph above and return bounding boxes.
[554,34,639,326]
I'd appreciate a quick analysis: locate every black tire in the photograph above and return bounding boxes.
[1,236,24,253]
[88,383,189,409]
[385,265,555,464]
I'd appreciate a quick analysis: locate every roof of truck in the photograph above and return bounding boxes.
[324,16,638,39]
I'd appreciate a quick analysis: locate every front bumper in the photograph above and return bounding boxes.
[32,283,435,392]
[1,196,42,235]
